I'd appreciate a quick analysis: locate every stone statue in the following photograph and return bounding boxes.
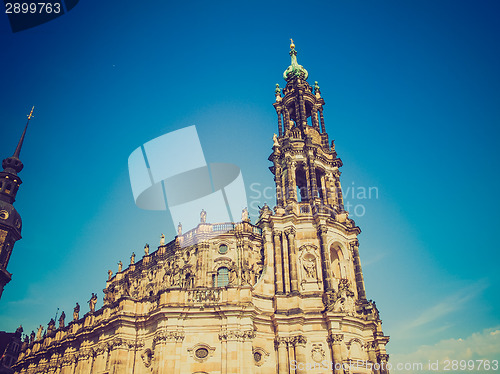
[108,269,113,280]
[29,331,35,344]
[15,325,23,336]
[163,271,171,288]
[200,209,206,223]
[144,243,149,256]
[36,325,43,341]
[241,207,249,222]
[303,258,317,279]
[229,268,237,285]
[130,252,135,265]
[160,233,165,245]
[22,335,29,351]
[73,302,80,321]
[118,260,123,272]
[58,311,65,328]
[47,318,55,335]
[273,133,280,147]
[88,293,98,313]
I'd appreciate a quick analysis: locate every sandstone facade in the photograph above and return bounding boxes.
[13,43,389,374]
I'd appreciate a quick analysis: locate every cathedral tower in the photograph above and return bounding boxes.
[256,40,390,373]
[0,107,33,299]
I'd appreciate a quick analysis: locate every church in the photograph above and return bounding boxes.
[9,42,390,374]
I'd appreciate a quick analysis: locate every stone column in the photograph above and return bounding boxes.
[277,110,283,136]
[293,336,308,374]
[274,164,284,207]
[328,174,338,209]
[304,164,312,201]
[335,179,344,211]
[286,160,297,202]
[309,159,318,199]
[287,338,296,373]
[285,228,299,294]
[273,232,284,294]
[318,225,334,292]
[220,331,228,374]
[281,231,291,294]
[350,241,367,301]
[311,107,320,132]
[284,109,291,135]
[294,99,301,129]
[319,108,326,133]
[219,330,239,374]
[275,338,289,374]
[76,348,93,374]
[327,334,344,374]
[108,339,129,373]
[299,90,307,128]
[173,332,185,374]
[241,331,256,373]
[236,233,244,285]
[319,174,327,205]
[378,353,389,374]
[367,342,380,374]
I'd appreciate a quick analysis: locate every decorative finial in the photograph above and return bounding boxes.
[27,106,34,121]
[275,83,282,102]
[290,38,295,49]
[314,81,321,98]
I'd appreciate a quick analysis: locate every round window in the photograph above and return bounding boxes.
[0,210,8,220]
[195,348,209,359]
[254,352,262,362]
[218,244,228,254]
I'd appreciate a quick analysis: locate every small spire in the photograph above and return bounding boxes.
[13,106,34,159]
[290,38,295,49]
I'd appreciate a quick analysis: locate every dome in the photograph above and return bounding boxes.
[283,40,308,81]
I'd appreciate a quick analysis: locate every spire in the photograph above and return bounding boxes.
[13,106,34,159]
[283,39,308,81]
[2,106,33,175]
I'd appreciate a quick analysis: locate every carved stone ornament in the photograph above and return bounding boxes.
[378,353,389,363]
[327,334,344,345]
[252,347,270,367]
[141,348,153,368]
[188,289,221,303]
[323,279,355,313]
[311,343,326,363]
[218,329,256,341]
[292,335,307,347]
[153,331,185,345]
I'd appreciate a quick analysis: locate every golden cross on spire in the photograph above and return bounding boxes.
[290,38,295,49]
[27,106,34,121]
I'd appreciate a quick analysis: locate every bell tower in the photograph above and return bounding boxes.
[271,39,346,217]
[257,41,389,373]
[0,107,33,299]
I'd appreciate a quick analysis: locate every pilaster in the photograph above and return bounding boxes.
[327,333,344,374]
[285,228,299,294]
[273,232,284,294]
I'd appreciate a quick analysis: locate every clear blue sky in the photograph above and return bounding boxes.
[1,0,499,367]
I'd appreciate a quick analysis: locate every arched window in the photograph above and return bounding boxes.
[217,267,229,287]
